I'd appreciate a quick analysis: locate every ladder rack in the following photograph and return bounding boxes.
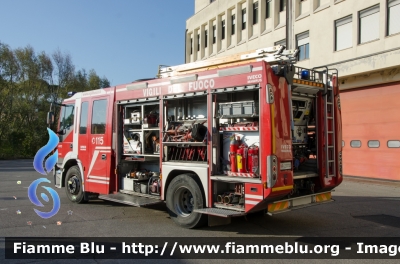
[157,45,299,78]
[313,67,337,178]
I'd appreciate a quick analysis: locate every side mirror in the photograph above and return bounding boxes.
[47,112,54,125]
[57,129,66,135]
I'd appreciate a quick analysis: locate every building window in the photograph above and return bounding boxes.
[359,5,380,44]
[213,25,216,43]
[350,140,361,148]
[335,15,352,51]
[91,99,107,134]
[266,0,271,18]
[280,0,286,12]
[253,1,259,25]
[79,102,88,134]
[221,20,225,39]
[242,8,247,30]
[275,39,286,46]
[388,0,400,35]
[190,38,193,54]
[232,14,236,35]
[296,31,309,60]
[205,29,208,48]
[315,0,329,9]
[197,34,200,51]
[387,140,400,148]
[368,140,380,148]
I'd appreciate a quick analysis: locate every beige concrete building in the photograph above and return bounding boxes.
[186,0,400,181]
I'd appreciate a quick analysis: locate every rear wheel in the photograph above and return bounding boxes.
[65,166,87,203]
[166,174,207,228]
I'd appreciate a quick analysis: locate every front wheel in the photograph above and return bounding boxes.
[65,166,87,203]
[166,174,207,228]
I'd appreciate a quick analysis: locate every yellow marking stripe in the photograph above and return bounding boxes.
[268,201,289,212]
[293,79,324,88]
[272,185,294,192]
[316,192,331,202]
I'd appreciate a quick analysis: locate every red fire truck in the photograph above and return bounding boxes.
[51,46,342,228]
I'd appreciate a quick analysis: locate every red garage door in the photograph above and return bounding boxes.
[341,81,400,181]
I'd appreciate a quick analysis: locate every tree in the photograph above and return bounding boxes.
[100,76,110,88]
[0,42,20,148]
[0,42,110,159]
[87,69,111,89]
[52,49,75,100]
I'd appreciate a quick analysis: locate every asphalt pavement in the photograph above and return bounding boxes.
[0,159,399,263]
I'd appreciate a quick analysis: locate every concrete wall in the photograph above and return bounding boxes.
[195,0,213,13]
[186,0,400,89]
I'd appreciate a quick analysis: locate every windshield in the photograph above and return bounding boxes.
[59,104,75,130]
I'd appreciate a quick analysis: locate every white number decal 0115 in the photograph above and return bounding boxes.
[92,137,104,145]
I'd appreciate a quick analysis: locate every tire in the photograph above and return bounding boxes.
[166,174,207,228]
[65,166,87,203]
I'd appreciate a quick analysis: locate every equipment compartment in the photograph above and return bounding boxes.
[163,95,208,163]
[118,160,161,195]
[213,90,260,177]
[212,181,245,211]
[291,95,318,174]
[121,102,160,157]
[219,101,259,117]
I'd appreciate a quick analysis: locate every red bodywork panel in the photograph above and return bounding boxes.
[59,88,115,195]
[115,62,266,102]
[265,65,294,199]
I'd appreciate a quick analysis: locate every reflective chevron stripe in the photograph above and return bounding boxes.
[268,201,289,212]
[220,127,259,131]
[316,192,332,202]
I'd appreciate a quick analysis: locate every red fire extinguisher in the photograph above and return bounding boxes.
[229,135,239,172]
[237,145,248,173]
[247,146,259,174]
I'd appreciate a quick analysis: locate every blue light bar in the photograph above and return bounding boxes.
[301,70,310,80]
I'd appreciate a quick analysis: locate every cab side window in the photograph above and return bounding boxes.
[60,104,75,130]
[91,99,107,134]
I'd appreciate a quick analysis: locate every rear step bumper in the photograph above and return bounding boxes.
[193,208,246,218]
[98,193,163,207]
[267,191,333,215]
[194,191,333,217]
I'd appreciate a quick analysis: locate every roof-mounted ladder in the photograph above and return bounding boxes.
[313,67,337,178]
[157,45,299,78]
